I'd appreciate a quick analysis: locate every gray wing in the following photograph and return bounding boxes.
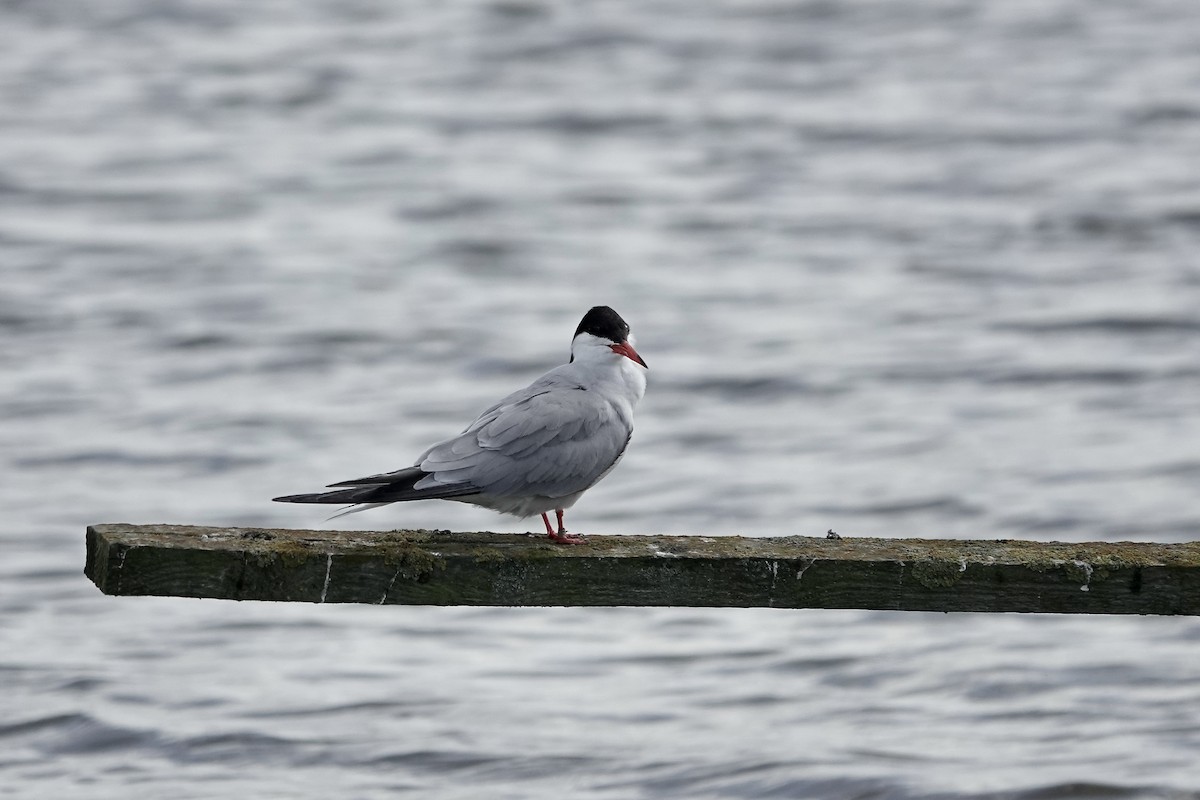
[413,382,633,500]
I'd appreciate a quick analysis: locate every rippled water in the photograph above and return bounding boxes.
[3,1,1200,797]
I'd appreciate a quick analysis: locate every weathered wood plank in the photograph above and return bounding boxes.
[84,524,1200,614]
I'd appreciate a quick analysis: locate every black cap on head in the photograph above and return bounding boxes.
[574,306,630,343]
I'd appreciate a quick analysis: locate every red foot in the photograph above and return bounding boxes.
[542,510,586,543]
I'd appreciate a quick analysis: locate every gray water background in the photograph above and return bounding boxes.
[3,1,1200,797]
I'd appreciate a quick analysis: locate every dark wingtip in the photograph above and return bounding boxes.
[273,492,346,503]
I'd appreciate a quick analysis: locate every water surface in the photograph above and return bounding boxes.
[3,1,1200,797]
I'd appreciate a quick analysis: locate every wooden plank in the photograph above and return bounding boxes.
[84,523,1200,614]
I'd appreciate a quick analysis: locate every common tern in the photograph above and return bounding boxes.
[273,306,648,544]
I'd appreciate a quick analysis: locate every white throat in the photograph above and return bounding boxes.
[569,332,646,405]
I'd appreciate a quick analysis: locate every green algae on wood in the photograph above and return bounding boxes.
[84,524,1200,615]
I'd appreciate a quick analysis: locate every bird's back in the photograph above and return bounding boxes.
[412,367,638,505]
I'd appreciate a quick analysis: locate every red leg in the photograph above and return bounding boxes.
[547,508,587,544]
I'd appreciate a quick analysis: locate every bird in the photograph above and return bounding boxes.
[273,306,648,544]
